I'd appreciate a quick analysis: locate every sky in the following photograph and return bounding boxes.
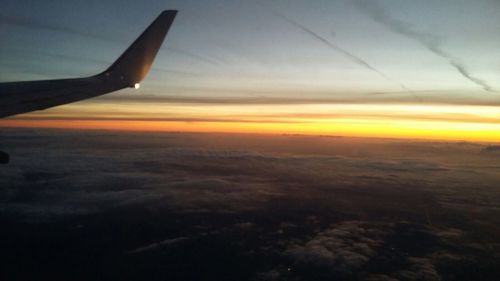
[1,0,500,142]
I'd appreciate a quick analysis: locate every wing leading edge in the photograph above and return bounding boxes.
[0,10,177,118]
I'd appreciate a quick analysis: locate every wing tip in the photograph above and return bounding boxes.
[160,10,178,16]
[157,10,178,22]
[101,9,178,87]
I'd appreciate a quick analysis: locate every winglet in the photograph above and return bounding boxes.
[102,10,177,87]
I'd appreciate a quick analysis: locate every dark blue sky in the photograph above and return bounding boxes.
[2,0,500,99]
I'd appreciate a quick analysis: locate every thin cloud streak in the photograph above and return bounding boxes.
[0,15,112,42]
[0,15,219,67]
[352,0,498,94]
[10,116,304,124]
[166,47,222,66]
[19,113,499,125]
[0,47,201,79]
[94,94,500,107]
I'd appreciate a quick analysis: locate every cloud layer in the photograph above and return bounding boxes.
[1,129,499,280]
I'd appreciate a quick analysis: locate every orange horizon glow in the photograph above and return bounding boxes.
[1,102,499,143]
[1,118,500,143]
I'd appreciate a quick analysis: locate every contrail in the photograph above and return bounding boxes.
[352,0,498,93]
[430,46,496,93]
[274,12,419,99]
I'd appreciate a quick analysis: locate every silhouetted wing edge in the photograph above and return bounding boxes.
[0,10,177,118]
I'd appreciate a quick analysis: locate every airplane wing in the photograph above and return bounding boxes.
[0,10,177,118]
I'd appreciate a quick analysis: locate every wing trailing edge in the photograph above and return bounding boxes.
[0,10,178,118]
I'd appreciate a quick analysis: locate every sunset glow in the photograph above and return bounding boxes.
[2,102,500,142]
